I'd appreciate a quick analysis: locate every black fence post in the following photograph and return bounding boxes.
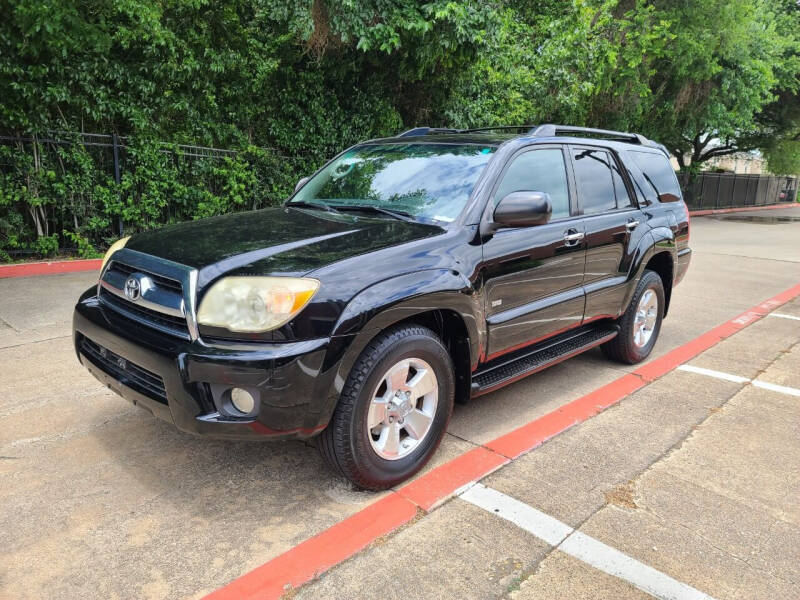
[112,133,123,236]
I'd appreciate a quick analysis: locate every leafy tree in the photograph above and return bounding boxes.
[545,0,799,173]
[1,0,799,260]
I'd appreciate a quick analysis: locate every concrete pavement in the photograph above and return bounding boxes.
[297,303,800,599]
[0,207,799,599]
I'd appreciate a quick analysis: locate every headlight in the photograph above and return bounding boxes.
[100,236,131,272]
[197,277,320,333]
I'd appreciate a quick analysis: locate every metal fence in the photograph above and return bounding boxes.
[682,172,798,210]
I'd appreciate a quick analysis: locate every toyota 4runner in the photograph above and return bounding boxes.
[73,124,691,490]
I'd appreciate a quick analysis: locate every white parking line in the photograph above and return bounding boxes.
[751,380,800,397]
[768,312,800,322]
[460,484,716,600]
[677,365,800,397]
[676,364,750,383]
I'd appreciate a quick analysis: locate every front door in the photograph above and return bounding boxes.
[570,145,647,322]
[482,146,586,360]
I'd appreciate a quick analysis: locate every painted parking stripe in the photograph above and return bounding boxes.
[461,484,716,600]
[768,312,800,321]
[561,532,715,600]
[752,380,800,397]
[205,282,800,600]
[677,365,800,397]
[676,365,750,383]
[460,483,572,547]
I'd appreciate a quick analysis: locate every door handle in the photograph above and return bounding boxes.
[625,220,640,231]
[563,231,584,245]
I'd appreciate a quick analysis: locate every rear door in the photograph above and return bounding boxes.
[482,145,586,359]
[570,145,648,322]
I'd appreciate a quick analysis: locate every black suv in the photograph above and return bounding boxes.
[74,124,691,490]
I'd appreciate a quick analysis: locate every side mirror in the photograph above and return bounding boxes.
[493,191,552,228]
[294,176,310,193]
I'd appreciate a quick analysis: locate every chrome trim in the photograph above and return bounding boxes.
[97,248,200,341]
[99,277,184,318]
[185,268,200,340]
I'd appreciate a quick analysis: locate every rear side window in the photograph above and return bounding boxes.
[610,156,632,208]
[494,149,571,220]
[629,151,681,202]
[572,149,616,214]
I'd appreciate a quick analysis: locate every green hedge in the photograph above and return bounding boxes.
[0,137,318,261]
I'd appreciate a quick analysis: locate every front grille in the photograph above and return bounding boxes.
[99,259,190,339]
[80,336,168,404]
[99,289,190,337]
[108,261,183,293]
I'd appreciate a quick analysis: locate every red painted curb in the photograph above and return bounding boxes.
[205,281,800,600]
[203,492,418,600]
[689,203,798,216]
[397,446,509,510]
[0,258,102,278]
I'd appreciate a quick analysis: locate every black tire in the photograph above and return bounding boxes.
[602,269,665,364]
[317,325,455,490]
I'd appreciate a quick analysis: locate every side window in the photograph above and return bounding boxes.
[572,149,616,214]
[493,149,570,220]
[629,151,682,201]
[609,154,632,208]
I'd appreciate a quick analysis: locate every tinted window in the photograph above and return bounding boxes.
[629,151,681,201]
[291,143,495,222]
[494,149,570,219]
[610,155,632,208]
[572,149,616,214]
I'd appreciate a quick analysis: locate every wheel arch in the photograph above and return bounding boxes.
[643,251,674,317]
[323,270,482,422]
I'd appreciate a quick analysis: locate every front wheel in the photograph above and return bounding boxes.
[602,269,665,364]
[317,325,454,490]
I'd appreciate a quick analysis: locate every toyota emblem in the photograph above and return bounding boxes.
[124,276,141,301]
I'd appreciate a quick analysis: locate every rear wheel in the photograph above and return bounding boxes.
[602,269,665,364]
[317,325,454,490]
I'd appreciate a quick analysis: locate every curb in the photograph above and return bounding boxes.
[203,281,800,600]
[0,258,102,279]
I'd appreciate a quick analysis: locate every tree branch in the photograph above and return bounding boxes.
[699,146,744,161]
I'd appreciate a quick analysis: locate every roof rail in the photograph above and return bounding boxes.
[529,124,649,145]
[397,127,463,137]
[397,125,534,137]
[461,125,536,133]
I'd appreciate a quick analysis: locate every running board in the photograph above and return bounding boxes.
[471,324,619,397]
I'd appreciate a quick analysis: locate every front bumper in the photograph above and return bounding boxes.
[73,290,352,440]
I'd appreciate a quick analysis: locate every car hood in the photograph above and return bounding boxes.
[125,207,444,287]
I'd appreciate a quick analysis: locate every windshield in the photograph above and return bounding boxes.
[289,143,496,222]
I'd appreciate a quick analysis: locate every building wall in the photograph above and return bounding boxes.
[669,152,767,174]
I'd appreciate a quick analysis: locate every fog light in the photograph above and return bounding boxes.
[230,387,255,414]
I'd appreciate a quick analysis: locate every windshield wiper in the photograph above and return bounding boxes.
[333,204,417,223]
[287,200,340,214]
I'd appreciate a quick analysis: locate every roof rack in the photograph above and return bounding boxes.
[397,127,463,137]
[395,124,666,154]
[397,125,535,137]
[461,125,536,133]
[529,124,649,145]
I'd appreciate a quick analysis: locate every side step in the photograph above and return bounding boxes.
[471,324,619,397]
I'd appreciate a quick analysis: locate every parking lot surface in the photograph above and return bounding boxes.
[1,207,799,599]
